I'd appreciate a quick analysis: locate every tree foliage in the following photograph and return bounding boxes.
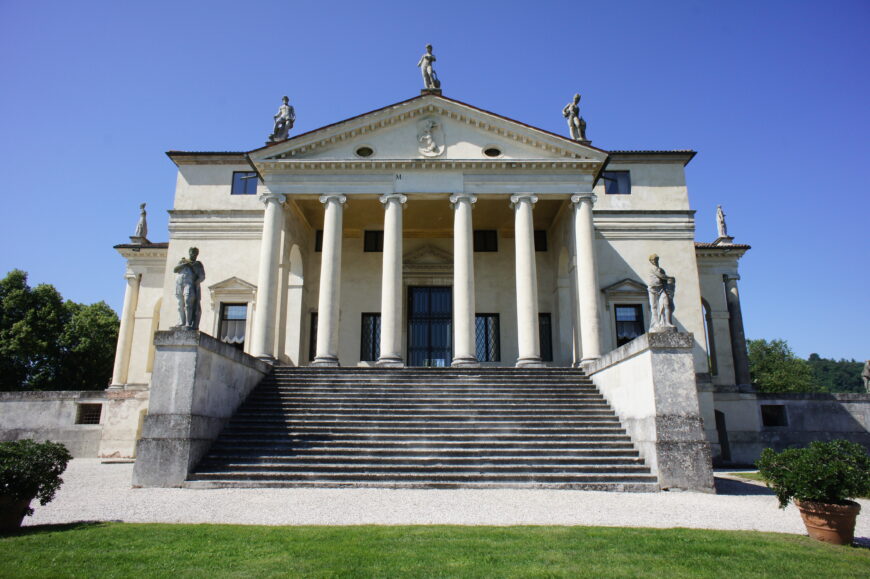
[807,353,864,393]
[0,270,119,391]
[747,338,817,393]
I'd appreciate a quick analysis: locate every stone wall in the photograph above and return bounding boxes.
[0,391,107,457]
[713,390,870,465]
[586,331,715,492]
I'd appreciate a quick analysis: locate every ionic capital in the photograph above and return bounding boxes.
[510,193,538,208]
[723,273,741,283]
[570,192,597,207]
[124,269,140,281]
[258,192,286,206]
[380,193,408,207]
[449,193,477,208]
[319,194,348,206]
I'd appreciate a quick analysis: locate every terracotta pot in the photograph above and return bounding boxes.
[795,499,861,545]
[0,494,33,532]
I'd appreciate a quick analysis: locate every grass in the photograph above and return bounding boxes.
[731,471,766,483]
[1,523,869,578]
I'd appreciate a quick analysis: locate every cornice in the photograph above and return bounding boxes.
[255,159,602,173]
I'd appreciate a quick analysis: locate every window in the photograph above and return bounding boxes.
[473,230,498,252]
[483,147,502,157]
[539,313,553,362]
[76,403,102,425]
[475,314,500,362]
[602,170,631,195]
[355,146,374,157]
[360,313,381,361]
[534,230,548,252]
[219,303,247,350]
[761,405,788,427]
[364,230,384,252]
[314,230,323,252]
[231,171,258,195]
[308,312,318,361]
[702,300,718,376]
[614,304,644,347]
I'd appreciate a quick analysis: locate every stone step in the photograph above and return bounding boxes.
[183,480,659,491]
[194,464,652,475]
[231,410,617,420]
[208,440,639,451]
[188,471,658,484]
[198,455,645,467]
[204,448,641,459]
[225,416,622,426]
[214,433,634,442]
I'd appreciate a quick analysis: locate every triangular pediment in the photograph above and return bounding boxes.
[404,245,452,265]
[207,276,257,307]
[601,278,647,297]
[249,95,607,168]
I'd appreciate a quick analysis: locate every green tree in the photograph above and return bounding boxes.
[747,338,818,393]
[0,270,119,391]
[807,353,864,393]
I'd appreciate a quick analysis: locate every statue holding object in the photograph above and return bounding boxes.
[417,44,441,90]
[173,247,205,330]
[647,254,676,333]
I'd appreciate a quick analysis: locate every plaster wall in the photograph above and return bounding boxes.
[0,391,107,457]
[592,162,690,211]
[98,389,149,458]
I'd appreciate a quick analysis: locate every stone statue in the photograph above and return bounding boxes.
[173,247,205,330]
[131,203,149,244]
[417,118,443,156]
[417,44,441,90]
[716,205,728,238]
[647,254,676,333]
[562,93,588,142]
[862,360,870,393]
[269,96,295,142]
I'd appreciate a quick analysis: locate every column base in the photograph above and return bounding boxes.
[311,356,340,367]
[451,357,480,368]
[515,357,545,368]
[256,355,277,364]
[376,357,405,368]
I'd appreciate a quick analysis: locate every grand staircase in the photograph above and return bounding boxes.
[186,367,658,491]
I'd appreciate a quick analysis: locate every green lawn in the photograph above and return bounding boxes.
[2,524,869,578]
[731,471,766,483]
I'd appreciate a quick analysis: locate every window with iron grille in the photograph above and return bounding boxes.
[219,303,247,350]
[364,231,384,252]
[534,230,548,252]
[615,304,644,347]
[314,230,323,252]
[475,314,500,362]
[539,313,553,362]
[76,403,102,425]
[308,312,318,361]
[360,313,381,361]
[473,230,498,252]
[602,170,631,195]
[231,171,258,195]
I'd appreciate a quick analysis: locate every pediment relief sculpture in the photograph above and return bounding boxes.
[417,118,445,157]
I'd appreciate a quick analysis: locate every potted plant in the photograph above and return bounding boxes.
[756,439,870,545]
[0,439,72,531]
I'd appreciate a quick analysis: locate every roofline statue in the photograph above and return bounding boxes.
[417,44,441,91]
[562,93,589,143]
[269,96,296,143]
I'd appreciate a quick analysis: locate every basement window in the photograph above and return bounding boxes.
[76,403,102,425]
[761,404,788,427]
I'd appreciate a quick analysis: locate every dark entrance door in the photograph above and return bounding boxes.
[407,286,452,367]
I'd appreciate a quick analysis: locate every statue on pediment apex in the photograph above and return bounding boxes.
[417,44,441,90]
[562,93,588,142]
[269,96,296,142]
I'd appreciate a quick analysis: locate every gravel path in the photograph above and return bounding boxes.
[22,459,870,537]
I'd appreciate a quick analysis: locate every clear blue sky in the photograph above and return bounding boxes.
[1,0,867,361]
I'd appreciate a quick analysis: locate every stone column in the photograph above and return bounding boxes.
[312,194,347,366]
[377,194,407,367]
[511,194,543,367]
[723,274,751,385]
[572,193,602,363]
[250,192,286,360]
[110,269,141,386]
[450,193,479,367]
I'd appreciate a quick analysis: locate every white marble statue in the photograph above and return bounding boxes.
[417,118,443,156]
[647,254,676,333]
[134,203,148,239]
[269,96,296,142]
[417,44,440,89]
[716,205,728,238]
[173,247,205,330]
[862,360,870,393]
[562,93,588,142]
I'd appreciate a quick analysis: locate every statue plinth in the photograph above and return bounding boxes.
[421,88,442,96]
[129,236,150,245]
[714,236,735,246]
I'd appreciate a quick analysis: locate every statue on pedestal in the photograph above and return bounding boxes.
[647,254,676,333]
[716,205,728,238]
[130,203,149,244]
[173,247,205,330]
[417,44,441,90]
[562,93,588,142]
[269,96,295,142]
[862,360,870,393]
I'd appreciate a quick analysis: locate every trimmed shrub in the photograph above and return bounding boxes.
[756,440,870,508]
[0,439,72,516]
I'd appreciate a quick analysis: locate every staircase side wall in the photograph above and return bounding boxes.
[132,329,271,487]
[587,332,715,492]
